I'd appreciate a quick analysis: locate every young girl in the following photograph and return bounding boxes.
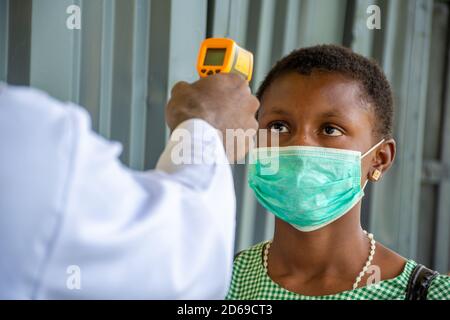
[226,45,450,300]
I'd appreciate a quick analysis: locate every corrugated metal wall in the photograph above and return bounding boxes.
[0,0,449,272]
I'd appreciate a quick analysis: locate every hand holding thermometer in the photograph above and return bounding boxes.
[197,38,253,82]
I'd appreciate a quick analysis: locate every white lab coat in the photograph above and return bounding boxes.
[0,84,236,299]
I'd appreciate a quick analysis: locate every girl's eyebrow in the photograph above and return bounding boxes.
[319,109,351,121]
[265,106,291,117]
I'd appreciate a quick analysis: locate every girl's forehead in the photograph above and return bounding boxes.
[261,72,371,117]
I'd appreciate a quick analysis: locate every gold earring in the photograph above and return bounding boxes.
[371,169,381,181]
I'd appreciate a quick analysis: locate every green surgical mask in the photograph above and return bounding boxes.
[248,140,384,232]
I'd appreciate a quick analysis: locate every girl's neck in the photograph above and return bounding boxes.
[269,203,370,279]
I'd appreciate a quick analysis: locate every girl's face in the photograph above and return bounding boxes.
[258,71,389,184]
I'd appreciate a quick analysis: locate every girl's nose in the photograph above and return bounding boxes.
[291,129,315,147]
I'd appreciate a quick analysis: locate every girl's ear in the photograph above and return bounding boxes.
[369,138,396,182]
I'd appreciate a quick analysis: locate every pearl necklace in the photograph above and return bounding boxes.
[262,230,376,291]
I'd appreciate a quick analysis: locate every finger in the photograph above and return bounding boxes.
[223,73,247,89]
[241,95,260,115]
[248,96,260,112]
[249,118,259,131]
[171,81,190,96]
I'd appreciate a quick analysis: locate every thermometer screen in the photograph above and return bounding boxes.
[204,48,226,66]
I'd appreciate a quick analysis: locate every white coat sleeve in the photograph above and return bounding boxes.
[0,85,236,299]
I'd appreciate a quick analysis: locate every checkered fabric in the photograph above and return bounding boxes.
[226,242,450,300]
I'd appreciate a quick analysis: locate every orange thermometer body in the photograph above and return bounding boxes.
[197,38,253,82]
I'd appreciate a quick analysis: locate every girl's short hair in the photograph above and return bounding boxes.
[257,45,394,139]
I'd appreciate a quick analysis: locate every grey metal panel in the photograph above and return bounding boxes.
[395,0,433,260]
[206,0,253,252]
[370,0,412,251]
[207,0,250,44]
[347,0,380,231]
[246,0,278,245]
[236,0,277,251]
[371,0,389,62]
[207,0,245,40]
[29,0,81,101]
[107,0,150,169]
[167,0,207,87]
[370,0,433,259]
[98,0,115,139]
[234,0,250,46]
[129,0,151,170]
[145,0,207,170]
[109,0,135,164]
[420,2,449,269]
[0,0,8,82]
[349,0,376,56]
[434,8,450,272]
[422,3,447,164]
[70,0,82,104]
[271,0,302,60]
[246,0,277,91]
[145,0,171,170]
[206,0,227,37]
[298,0,347,46]
[78,0,105,133]
[7,0,31,86]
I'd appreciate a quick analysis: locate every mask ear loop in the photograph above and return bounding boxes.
[362,179,369,190]
[361,139,385,190]
[361,139,385,159]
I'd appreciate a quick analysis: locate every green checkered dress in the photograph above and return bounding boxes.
[226,241,450,300]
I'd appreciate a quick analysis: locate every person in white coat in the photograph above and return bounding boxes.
[0,74,259,299]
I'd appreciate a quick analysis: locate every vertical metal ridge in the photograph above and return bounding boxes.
[129,0,150,170]
[99,0,115,139]
[0,0,9,82]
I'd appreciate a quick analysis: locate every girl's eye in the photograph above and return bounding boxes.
[268,121,290,133]
[322,125,343,137]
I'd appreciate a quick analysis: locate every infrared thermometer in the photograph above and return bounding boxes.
[197,38,253,82]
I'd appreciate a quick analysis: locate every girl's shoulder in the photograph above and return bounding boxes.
[233,241,266,265]
[231,242,267,280]
[226,242,267,300]
[428,273,450,300]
